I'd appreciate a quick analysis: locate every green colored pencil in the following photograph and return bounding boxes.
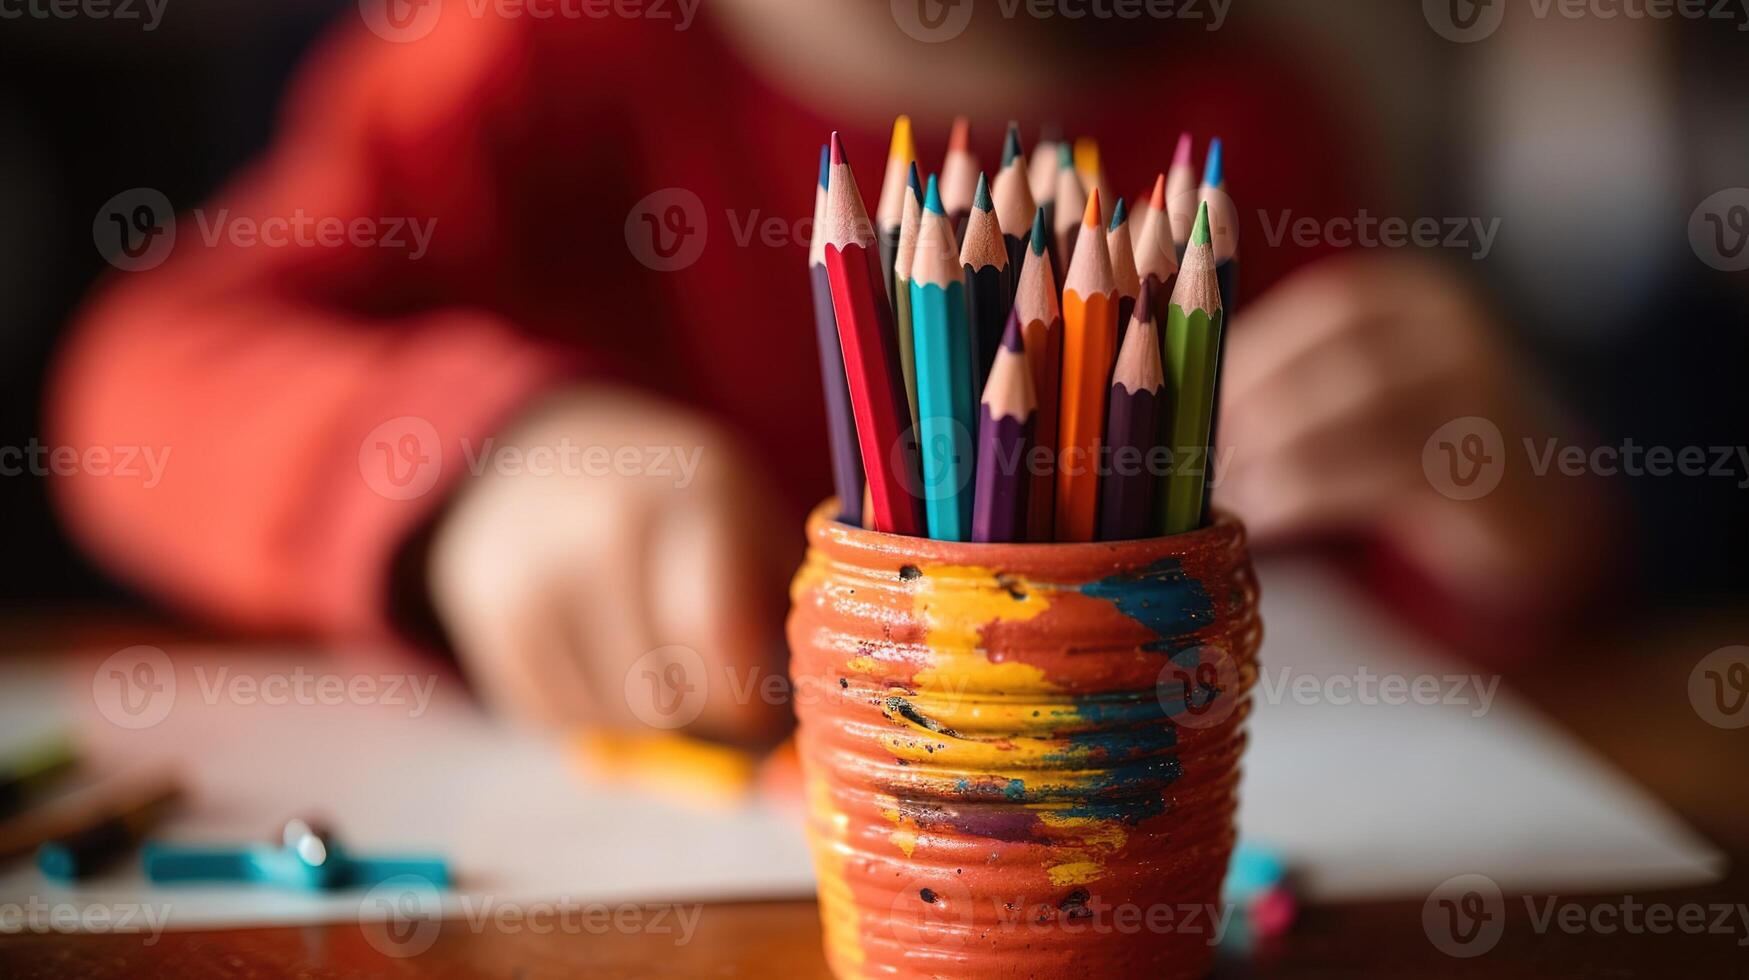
[1161,201,1225,535]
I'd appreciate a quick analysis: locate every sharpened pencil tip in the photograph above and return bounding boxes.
[1136,279,1156,322]
[973,172,993,212]
[818,145,830,190]
[907,161,923,198]
[1029,208,1048,254]
[1082,189,1102,229]
[1191,200,1211,246]
[1001,308,1025,351]
[1003,122,1023,167]
[1057,143,1074,169]
[1109,197,1128,233]
[830,132,845,166]
[924,174,945,215]
[1150,173,1166,210]
[890,116,914,161]
[1173,132,1193,171]
[949,116,970,153]
[1203,138,1224,188]
[1073,137,1100,176]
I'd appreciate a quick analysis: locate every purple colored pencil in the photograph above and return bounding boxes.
[972,311,1036,543]
[1099,280,1163,541]
[809,144,865,524]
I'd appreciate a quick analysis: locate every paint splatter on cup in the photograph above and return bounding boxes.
[788,501,1261,979]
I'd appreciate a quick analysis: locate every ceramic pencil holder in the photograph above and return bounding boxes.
[787,500,1262,980]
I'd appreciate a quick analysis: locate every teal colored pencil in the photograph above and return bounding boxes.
[1161,201,1225,535]
[909,175,976,541]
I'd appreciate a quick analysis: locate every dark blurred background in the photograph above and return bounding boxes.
[4,1,1746,610]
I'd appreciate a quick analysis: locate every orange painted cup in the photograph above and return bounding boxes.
[787,501,1261,980]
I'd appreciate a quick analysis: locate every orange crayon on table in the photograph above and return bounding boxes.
[1054,189,1119,543]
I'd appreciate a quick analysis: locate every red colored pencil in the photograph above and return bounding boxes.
[824,133,926,535]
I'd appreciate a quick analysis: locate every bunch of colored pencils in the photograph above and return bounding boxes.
[809,119,1234,544]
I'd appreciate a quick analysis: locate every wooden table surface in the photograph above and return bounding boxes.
[1,607,1745,978]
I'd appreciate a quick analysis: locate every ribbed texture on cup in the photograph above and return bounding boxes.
[788,501,1261,980]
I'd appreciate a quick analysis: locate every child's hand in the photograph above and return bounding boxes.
[428,387,794,743]
[1216,255,1615,611]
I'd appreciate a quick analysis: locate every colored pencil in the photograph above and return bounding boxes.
[810,144,866,525]
[824,133,926,536]
[1028,125,1061,215]
[892,163,925,432]
[1015,207,1062,543]
[1054,189,1119,543]
[972,311,1035,543]
[1099,281,1163,541]
[961,172,1013,392]
[1074,138,1116,226]
[1161,201,1225,535]
[1199,139,1238,518]
[940,116,980,238]
[992,121,1037,290]
[1052,143,1086,285]
[910,175,977,541]
[1107,197,1141,347]
[875,116,916,309]
[1133,172,1180,325]
[1200,137,1239,311]
[0,732,76,818]
[35,773,183,881]
[1165,131,1197,256]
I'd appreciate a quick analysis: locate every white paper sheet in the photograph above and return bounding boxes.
[0,559,1723,930]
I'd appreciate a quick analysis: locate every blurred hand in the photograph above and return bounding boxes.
[428,386,793,743]
[1216,254,1615,611]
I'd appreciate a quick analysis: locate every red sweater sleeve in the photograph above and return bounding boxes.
[48,16,573,643]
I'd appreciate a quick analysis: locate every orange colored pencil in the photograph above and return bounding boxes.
[1054,189,1119,542]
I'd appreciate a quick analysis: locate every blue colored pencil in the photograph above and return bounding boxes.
[909,175,977,541]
